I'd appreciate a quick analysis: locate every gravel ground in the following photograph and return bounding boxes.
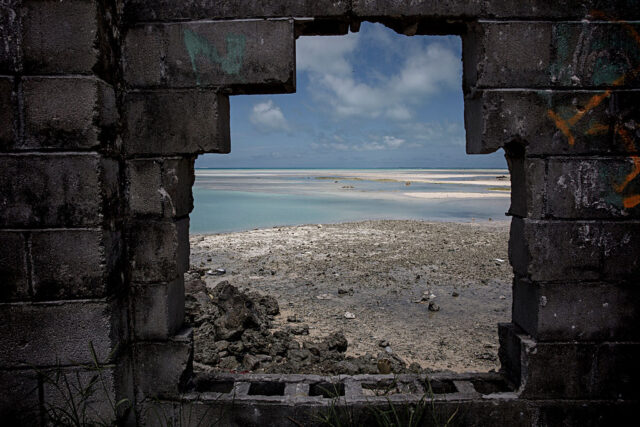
[189,219,512,373]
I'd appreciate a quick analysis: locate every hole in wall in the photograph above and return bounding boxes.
[187,22,513,377]
[470,378,513,395]
[309,382,346,398]
[248,381,286,396]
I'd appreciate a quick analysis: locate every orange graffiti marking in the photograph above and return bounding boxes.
[614,156,640,193]
[617,125,637,152]
[624,194,640,209]
[586,123,610,135]
[547,110,576,145]
[546,11,640,209]
[612,126,640,207]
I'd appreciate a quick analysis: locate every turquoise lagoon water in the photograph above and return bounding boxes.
[190,169,511,234]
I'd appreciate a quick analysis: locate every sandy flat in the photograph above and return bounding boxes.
[190,220,512,373]
[195,169,511,187]
[404,192,510,199]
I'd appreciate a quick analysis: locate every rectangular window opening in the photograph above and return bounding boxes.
[187,23,513,380]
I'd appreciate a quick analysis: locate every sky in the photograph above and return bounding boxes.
[196,23,506,169]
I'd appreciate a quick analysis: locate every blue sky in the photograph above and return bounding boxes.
[196,23,506,169]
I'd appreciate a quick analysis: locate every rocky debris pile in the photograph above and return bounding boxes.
[184,272,415,374]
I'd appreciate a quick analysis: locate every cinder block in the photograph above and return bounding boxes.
[0,369,40,424]
[42,365,118,426]
[512,277,640,341]
[465,90,640,156]
[599,222,640,281]
[0,299,125,367]
[485,0,640,20]
[134,328,193,399]
[0,155,119,228]
[545,158,640,219]
[499,325,639,399]
[21,0,99,74]
[133,277,185,341]
[128,218,189,283]
[31,229,122,300]
[353,0,482,18]
[137,400,178,427]
[126,157,195,217]
[123,0,349,23]
[593,342,640,400]
[0,231,29,301]
[123,20,295,92]
[0,77,17,149]
[121,24,165,87]
[509,218,599,282]
[20,76,117,151]
[21,76,117,151]
[505,155,545,219]
[123,90,229,156]
[509,218,640,282]
[0,5,21,73]
[468,22,640,89]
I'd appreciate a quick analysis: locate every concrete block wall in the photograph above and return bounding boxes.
[2,0,639,425]
[0,0,129,424]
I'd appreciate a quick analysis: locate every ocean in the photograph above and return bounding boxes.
[190,169,511,234]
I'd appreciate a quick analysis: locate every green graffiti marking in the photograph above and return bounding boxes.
[549,25,573,82]
[183,28,246,85]
[547,11,640,209]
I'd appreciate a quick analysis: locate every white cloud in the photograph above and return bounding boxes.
[297,33,359,76]
[311,135,406,152]
[249,100,289,132]
[399,121,466,146]
[298,30,461,122]
[383,136,405,148]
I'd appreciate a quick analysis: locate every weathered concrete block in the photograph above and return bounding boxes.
[137,400,178,427]
[123,0,349,23]
[0,4,21,73]
[499,325,639,399]
[0,154,120,228]
[546,158,640,219]
[485,0,640,20]
[121,24,165,87]
[21,0,99,74]
[0,77,17,150]
[599,222,640,281]
[0,231,29,301]
[123,90,229,156]
[467,22,640,89]
[353,0,482,18]
[42,365,118,426]
[509,218,598,282]
[31,229,122,300]
[465,90,640,156]
[134,328,193,399]
[123,19,295,92]
[512,277,640,341]
[509,218,640,282]
[505,155,545,219]
[0,369,40,425]
[22,76,117,151]
[126,157,195,217]
[133,277,184,341]
[0,299,125,367]
[128,218,189,283]
[593,342,640,400]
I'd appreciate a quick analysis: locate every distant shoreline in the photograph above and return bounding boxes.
[191,169,512,234]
